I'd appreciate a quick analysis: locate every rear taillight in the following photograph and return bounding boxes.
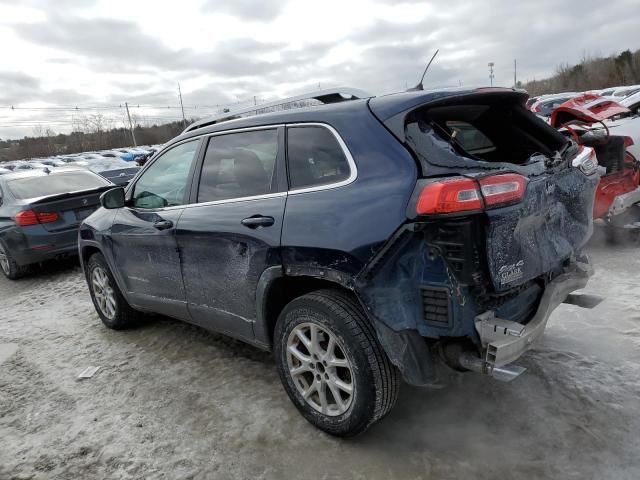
[534,105,541,113]
[623,136,634,148]
[479,174,527,207]
[416,178,482,215]
[416,174,527,215]
[15,210,60,226]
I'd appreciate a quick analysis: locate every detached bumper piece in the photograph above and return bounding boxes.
[608,185,640,219]
[471,258,595,378]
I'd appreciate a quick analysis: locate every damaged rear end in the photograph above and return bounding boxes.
[357,89,600,385]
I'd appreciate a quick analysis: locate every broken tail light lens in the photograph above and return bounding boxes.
[416,174,527,215]
[15,210,60,226]
[416,178,482,215]
[479,174,527,207]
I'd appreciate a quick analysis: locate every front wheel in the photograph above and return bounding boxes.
[86,252,140,329]
[274,289,399,437]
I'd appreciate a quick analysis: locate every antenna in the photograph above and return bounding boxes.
[409,49,439,91]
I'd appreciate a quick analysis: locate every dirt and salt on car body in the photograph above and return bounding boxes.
[78,87,600,436]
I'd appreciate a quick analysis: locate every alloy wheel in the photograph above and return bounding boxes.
[91,266,116,320]
[286,322,355,416]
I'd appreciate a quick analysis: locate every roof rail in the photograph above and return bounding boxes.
[182,86,373,134]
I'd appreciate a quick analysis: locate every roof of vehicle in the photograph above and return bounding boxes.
[174,87,527,144]
[183,86,373,134]
[621,90,640,109]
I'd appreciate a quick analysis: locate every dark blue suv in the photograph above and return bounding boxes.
[79,88,599,436]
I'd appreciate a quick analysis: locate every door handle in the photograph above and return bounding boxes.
[241,216,275,228]
[153,220,174,230]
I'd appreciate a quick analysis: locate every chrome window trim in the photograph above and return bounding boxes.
[201,124,284,138]
[182,191,287,210]
[127,122,356,212]
[286,122,358,195]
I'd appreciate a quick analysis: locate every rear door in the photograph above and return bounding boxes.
[110,139,201,318]
[176,127,286,341]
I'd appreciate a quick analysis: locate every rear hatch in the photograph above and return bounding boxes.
[369,89,599,292]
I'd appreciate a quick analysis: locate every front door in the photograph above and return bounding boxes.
[176,128,285,341]
[111,139,201,319]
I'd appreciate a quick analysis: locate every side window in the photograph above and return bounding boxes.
[287,126,350,190]
[132,140,199,209]
[197,129,277,203]
[445,121,496,155]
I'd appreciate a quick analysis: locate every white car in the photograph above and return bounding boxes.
[603,115,640,160]
[603,85,640,100]
[621,91,640,112]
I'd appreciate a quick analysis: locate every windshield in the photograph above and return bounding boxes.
[7,171,110,199]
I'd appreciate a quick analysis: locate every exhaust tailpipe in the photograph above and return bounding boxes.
[458,352,526,383]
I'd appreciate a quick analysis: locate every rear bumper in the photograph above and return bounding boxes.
[474,256,593,368]
[8,229,79,266]
[367,256,594,387]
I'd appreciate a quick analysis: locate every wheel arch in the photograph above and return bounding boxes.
[80,241,130,303]
[254,266,362,350]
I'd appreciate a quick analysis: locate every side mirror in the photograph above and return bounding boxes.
[100,187,126,209]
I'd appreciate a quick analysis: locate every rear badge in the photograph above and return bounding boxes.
[545,182,555,195]
[498,260,524,285]
[82,199,89,206]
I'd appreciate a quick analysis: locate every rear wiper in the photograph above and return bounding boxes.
[429,121,482,160]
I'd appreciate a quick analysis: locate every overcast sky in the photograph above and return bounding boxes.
[1,0,639,139]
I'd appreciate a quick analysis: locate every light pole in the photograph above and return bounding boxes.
[488,62,495,87]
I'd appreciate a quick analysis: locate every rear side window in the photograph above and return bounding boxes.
[7,171,110,200]
[197,129,277,203]
[287,126,350,190]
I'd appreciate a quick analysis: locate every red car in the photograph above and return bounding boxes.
[551,95,640,239]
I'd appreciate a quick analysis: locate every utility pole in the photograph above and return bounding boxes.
[253,95,257,106]
[514,59,517,88]
[125,102,137,147]
[488,62,495,87]
[178,83,187,128]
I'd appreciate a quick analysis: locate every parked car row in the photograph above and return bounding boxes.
[0,145,163,185]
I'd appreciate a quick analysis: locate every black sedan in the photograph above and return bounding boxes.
[0,168,113,279]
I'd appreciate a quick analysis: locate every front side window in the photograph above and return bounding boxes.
[287,126,350,190]
[197,129,277,203]
[132,140,198,209]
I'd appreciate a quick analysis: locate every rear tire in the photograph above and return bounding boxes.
[274,289,399,437]
[0,240,30,280]
[86,252,139,329]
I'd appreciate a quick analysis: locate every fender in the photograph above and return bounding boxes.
[79,237,130,307]
[253,265,357,349]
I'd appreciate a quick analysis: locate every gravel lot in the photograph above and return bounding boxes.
[1,228,639,480]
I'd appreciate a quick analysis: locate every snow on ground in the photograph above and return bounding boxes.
[0,228,639,479]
